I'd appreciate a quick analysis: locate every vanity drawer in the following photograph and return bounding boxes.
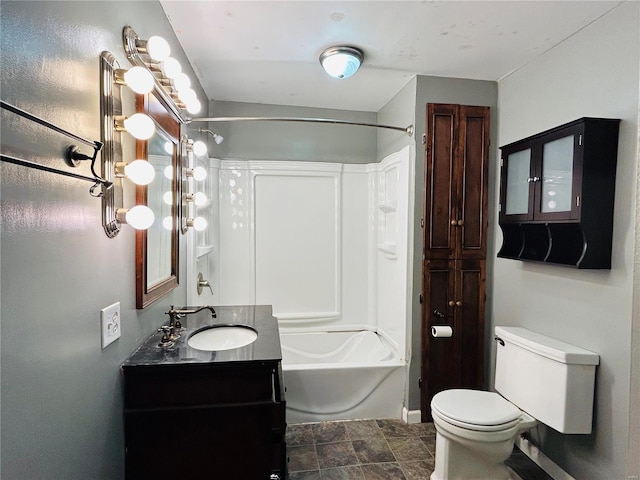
[124,363,276,408]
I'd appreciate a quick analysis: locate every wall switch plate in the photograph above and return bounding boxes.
[101,302,121,349]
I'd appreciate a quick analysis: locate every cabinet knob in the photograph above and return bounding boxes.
[455,300,463,307]
[451,219,457,226]
[457,220,464,226]
[448,300,455,307]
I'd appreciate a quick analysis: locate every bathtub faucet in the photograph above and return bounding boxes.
[164,305,217,339]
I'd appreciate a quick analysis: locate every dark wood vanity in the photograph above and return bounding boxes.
[122,305,286,480]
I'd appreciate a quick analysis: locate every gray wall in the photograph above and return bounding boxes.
[0,2,204,478]
[207,100,377,163]
[491,3,639,478]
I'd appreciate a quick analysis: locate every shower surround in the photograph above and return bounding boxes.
[213,145,414,422]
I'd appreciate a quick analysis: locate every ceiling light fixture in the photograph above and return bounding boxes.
[319,46,364,79]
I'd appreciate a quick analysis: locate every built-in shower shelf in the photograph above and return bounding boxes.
[196,245,214,258]
[377,242,397,258]
[377,201,397,213]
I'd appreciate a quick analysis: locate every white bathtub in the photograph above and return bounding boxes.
[280,329,406,424]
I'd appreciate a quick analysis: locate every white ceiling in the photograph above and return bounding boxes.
[159,1,623,112]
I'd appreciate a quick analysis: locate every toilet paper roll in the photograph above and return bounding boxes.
[431,325,453,338]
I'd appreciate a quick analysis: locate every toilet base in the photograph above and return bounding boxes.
[430,429,517,480]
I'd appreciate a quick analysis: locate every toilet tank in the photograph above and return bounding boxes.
[494,326,599,434]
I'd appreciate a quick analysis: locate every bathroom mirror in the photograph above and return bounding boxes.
[135,92,180,309]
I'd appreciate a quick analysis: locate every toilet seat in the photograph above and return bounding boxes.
[431,389,524,432]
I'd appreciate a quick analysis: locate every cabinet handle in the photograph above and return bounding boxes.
[448,300,455,307]
[456,300,463,307]
[451,219,457,226]
[457,220,464,226]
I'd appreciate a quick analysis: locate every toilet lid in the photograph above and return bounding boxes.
[431,389,522,427]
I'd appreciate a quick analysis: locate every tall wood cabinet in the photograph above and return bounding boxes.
[421,103,490,421]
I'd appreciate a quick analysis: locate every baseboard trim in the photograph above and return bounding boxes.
[402,407,422,424]
[515,434,575,480]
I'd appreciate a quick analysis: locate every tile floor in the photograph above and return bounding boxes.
[286,419,554,480]
[286,419,435,480]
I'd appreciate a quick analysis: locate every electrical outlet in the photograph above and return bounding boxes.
[101,302,121,349]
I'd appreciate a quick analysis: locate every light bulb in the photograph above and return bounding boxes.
[164,165,173,180]
[146,36,171,61]
[187,216,207,231]
[122,66,155,94]
[120,160,155,185]
[163,191,173,205]
[161,57,181,79]
[173,72,191,92]
[186,98,202,114]
[162,216,173,230]
[164,141,174,155]
[120,113,155,140]
[186,192,208,206]
[192,140,207,157]
[187,166,207,181]
[117,205,155,230]
[178,87,197,104]
[193,191,208,206]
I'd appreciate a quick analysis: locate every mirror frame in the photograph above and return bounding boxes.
[135,92,180,309]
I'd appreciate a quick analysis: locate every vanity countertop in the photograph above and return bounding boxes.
[122,305,282,370]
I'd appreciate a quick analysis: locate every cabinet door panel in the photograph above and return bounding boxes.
[421,260,457,419]
[535,123,583,221]
[501,143,534,222]
[457,261,485,389]
[424,104,456,259]
[458,106,489,258]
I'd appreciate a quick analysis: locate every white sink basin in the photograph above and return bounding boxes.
[187,325,258,351]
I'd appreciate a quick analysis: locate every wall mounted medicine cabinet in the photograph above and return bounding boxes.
[498,117,620,268]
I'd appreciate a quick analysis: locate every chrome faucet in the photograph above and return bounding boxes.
[159,305,217,345]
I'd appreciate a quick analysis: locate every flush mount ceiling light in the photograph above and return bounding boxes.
[319,46,364,79]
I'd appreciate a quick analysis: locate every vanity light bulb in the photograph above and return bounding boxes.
[123,66,155,94]
[162,216,173,230]
[191,166,207,181]
[178,87,197,104]
[146,35,171,62]
[192,140,207,157]
[186,98,202,115]
[118,205,155,230]
[173,72,191,92]
[163,141,174,155]
[187,216,207,231]
[193,192,208,206]
[122,113,155,140]
[163,191,173,205]
[164,165,173,180]
[123,159,155,185]
[161,57,181,79]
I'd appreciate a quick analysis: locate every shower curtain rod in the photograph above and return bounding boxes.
[189,116,414,137]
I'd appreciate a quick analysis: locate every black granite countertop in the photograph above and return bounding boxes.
[122,305,282,370]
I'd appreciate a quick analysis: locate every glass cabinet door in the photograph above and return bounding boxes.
[504,148,532,216]
[540,134,574,214]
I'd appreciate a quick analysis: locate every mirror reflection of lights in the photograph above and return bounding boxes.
[164,165,173,180]
[163,191,173,205]
[547,190,556,196]
[547,201,557,209]
[186,166,207,181]
[163,141,173,155]
[162,216,173,230]
[187,217,207,231]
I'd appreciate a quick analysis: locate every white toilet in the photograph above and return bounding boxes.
[430,326,600,480]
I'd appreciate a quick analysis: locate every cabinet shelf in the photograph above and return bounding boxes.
[498,117,619,269]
